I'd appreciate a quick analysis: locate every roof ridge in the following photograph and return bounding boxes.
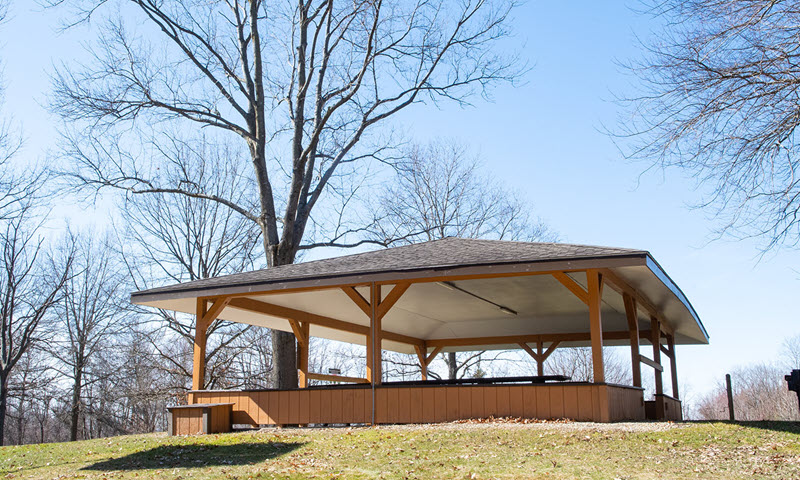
[424,236,645,253]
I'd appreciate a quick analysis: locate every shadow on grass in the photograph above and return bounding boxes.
[82,441,304,471]
[687,420,800,435]
[732,420,800,434]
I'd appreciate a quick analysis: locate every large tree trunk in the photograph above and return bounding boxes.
[270,332,298,389]
[448,352,457,380]
[267,244,299,389]
[69,364,83,441]
[0,372,7,446]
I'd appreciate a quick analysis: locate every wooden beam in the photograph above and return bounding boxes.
[623,293,642,388]
[288,318,308,347]
[414,345,428,380]
[519,342,539,362]
[425,346,443,364]
[306,372,369,384]
[341,286,371,317]
[587,269,605,383]
[639,354,664,372]
[552,272,589,305]
[651,316,664,395]
[600,268,675,335]
[520,341,559,375]
[228,296,424,348]
[668,334,679,400]
[413,345,443,381]
[427,330,652,348]
[192,298,208,393]
[660,345,672,358]
[201,297,231,326]
[540,341,560,362]
[376,282,411,320]
[383,331,425,348]
[229,297,370,335]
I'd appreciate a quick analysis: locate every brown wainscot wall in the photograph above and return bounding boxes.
[188,383,644,427]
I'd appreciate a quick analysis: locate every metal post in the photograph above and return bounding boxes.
[725,374,735,421]
[370,282,376,426]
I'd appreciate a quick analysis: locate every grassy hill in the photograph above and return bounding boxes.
[0,421,798,479]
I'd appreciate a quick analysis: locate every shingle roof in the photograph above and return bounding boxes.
[131,237,647,299]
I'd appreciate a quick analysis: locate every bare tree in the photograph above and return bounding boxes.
[48,232,127,441]
[108,329,172,434]
[781,333,800,370]
[376,140,553,244]
[697,363,800,421]
[0,207,73,445]
[116,136,263,391]
[375,139,554,379]
[0,3,74,444]
[622,0,800,249]
[3,348,56,445]
[50,0,523,388]
[546,347,631,385]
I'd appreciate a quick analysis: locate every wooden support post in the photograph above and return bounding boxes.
[623,293,642,388]
[370,284,382,385]
[294,321,310,388]
[668,334,679,399]
[536,341,544,376]
[587,269,605,383]
[414,345,428,380]
[192,298,208,395]
[413,345,443,381]
[651,316,663,396]
[344,282,411,387]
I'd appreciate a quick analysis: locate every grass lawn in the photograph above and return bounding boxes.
[0,421,798,479]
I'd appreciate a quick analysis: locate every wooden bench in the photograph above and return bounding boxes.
[167,403,233,435]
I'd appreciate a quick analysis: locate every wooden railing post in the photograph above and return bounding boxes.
[587,270,605,383]
[192,298,209,398]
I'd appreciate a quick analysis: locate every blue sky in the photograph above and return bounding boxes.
[1,1,798,405]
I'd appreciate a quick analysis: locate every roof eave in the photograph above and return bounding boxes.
[644,254,709,344]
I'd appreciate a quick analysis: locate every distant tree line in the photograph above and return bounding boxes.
[693,335,800,422]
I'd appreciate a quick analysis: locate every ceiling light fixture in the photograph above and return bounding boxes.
[499,306,518,316]
[437,281,517,316]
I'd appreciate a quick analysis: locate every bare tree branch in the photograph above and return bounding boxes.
[619,0,800,251]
